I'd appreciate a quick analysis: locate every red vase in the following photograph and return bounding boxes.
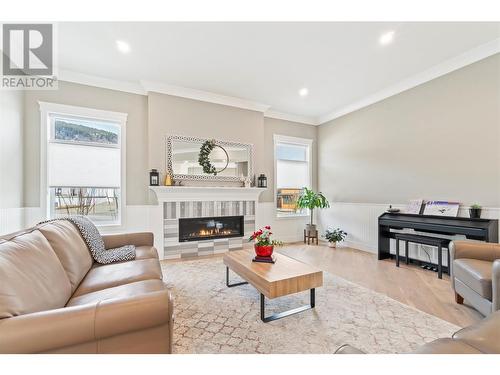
[254,244,274,257]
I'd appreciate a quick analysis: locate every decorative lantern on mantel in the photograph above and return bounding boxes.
[149,169,159,186]
[257,174,267,188]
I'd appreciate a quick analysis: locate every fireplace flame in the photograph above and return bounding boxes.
[192,229,234,237]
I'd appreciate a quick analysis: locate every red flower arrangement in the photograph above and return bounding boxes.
[248,225,283,257]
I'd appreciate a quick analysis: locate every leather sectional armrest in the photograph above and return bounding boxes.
[102,232,154,249]
[0,289,173,354]
[450,240,500,263]
[95,289,173,339]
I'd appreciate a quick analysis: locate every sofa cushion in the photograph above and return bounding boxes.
[37,220,93,292]
[0,230,71,318]
[66,279,167,307]
[453,258,492,299]
[72,258,162,297]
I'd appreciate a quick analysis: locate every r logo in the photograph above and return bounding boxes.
[2,24,53,76]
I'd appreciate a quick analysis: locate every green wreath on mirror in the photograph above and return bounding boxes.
[198,139,229,176]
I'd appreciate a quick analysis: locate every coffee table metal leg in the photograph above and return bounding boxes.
[260,288,316,323]
[226,267,248,288]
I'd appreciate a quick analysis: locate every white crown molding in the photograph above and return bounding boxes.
[318,38,500,125]
[264,110,319,126]
[141,80,271,113]
[58,70,315,125]
[58,70,146,95]
[39,101,128,122]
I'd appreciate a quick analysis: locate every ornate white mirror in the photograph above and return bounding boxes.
[166,135,254,182]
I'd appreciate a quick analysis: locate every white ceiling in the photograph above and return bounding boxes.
[57,22,500,124]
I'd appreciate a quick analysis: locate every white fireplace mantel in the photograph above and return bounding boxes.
[149,186,266,202]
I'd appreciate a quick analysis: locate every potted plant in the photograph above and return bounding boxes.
[296,187,330,234]
[248,225,283,257]
[469,204,482,219]
[324,227,347,248]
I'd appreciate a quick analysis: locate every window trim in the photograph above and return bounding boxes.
[39,101,128,228]
[273,134,313,219]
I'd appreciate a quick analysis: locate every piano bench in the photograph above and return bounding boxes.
[393,233,451,279]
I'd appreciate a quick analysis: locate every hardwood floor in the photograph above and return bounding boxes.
[278,243,483,327]
[163,243,484,327]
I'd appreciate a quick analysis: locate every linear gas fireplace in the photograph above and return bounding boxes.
[178,215,244,242]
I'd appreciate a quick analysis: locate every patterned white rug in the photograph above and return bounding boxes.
[161,258,459,354]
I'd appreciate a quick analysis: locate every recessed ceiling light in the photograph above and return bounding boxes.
[116,40,131,54]
[379,31,395,46]
[299,88,309,97]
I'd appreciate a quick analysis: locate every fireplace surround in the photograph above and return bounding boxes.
[179,215,244,242]
[150,186,265,259]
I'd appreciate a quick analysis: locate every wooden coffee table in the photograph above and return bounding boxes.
[223,249,323,322]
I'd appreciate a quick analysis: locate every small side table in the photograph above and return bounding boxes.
[304,229,318,245]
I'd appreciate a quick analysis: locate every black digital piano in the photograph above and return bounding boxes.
[378,212,499,260]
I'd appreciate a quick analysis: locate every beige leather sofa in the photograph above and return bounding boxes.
[336,309,500,354]
[449,240,500,316]
[0,221,173,354]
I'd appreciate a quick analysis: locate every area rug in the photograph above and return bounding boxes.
[161,258,459,354]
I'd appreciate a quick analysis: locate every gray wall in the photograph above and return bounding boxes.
[147,92,264,200]
[147,92,317,203]
[0,91,24,208]
[318,54,500,207]
[21,83,316,206]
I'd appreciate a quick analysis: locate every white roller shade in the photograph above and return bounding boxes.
[276,143,308,161]
[276,160,308,189]
[48,142,120,188]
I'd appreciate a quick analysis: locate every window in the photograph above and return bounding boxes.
[40,103,127,226]
[274,134,312,217]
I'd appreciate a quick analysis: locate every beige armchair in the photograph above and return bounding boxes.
[449,240,500,316]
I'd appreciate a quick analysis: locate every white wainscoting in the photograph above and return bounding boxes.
[318,202,500,266]
[0,208,25,235]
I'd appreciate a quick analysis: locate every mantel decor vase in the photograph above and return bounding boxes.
[254,244,274,257]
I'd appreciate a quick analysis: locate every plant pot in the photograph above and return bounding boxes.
[254,244,274,257]
[305,224,317,234]
[469,208,482,219]
[328,241,336,248]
